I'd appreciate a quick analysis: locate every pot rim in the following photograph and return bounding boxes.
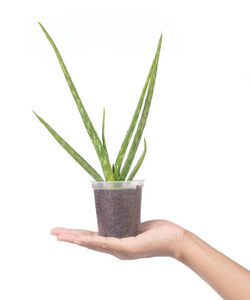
[91,180,144,190]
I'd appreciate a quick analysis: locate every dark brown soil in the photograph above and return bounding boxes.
[94,186,142,238]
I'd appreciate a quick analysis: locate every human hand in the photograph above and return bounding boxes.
[51,220,185,260]
[51,220,250,300]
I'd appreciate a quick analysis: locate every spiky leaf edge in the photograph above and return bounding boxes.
[113,55,156,180]
[118,34,162,181]
[127,138,147,181]
[33,111,104,181]
[39,23,114,181]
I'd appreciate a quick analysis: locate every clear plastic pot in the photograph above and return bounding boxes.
[91,180,144,238]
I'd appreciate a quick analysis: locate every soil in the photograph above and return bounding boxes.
[94,186,142,238]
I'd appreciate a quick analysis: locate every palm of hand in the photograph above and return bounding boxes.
[51,220,184,260]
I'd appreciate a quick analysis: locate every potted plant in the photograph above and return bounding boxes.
[34,23,162,238]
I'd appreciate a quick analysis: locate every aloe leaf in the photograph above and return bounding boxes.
[33,111,104,181]
[38,23,114,181]
[113,54,156,180]
[102,108,107,152]
[127,138,147,181]
[118,34,162,181]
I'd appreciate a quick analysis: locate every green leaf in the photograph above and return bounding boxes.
[113,54,156,180]
[118,34,162,181]
[38,23,114,181]
[102,108,107,152]
[127,138,147,181]
[33,111,104,181]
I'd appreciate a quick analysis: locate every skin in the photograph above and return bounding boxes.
[51,220,250,300]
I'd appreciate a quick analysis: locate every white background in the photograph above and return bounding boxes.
[1,1,250,299]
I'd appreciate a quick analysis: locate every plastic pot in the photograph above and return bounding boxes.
[91,180,144,238]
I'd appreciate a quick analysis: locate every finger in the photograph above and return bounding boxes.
[69,229,98,236]
[57,233,77,243]
[51,227,97,236]
[51,227,70,236]
[57,232,137,259]
[56,232,99,244]
[55,232,115,253]
[74,234,137,256]
[74,237,134,260]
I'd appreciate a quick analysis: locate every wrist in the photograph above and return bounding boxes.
[173,227,193,261]
[169,225,187,260]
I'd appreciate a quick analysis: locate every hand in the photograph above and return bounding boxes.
[51,220,250,300]
[51,220,185,260]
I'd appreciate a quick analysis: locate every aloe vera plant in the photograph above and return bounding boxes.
[34,23,162,182]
